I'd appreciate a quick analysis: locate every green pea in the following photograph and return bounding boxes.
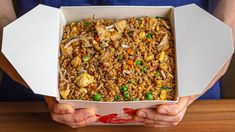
[84,21,91,27]
[135,60,142,66]
[145,92,153,100]
[123,92,130,99]
[120,85,128,92]
[146,34,152,39]
[115,95,121,101]
[83,56,90,62]
[93,93,102,101]
[118,54,123,60]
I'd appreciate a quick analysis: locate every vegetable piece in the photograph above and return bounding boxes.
[115,95,121,101]
[135,60,142,66]
[146,34,152,39]
[126,48,132,55]
[123,91,130,99]
[161,86,170,90]
[117,66,122,72]
[145,92,153,100]
[118,54,123,60]
[83,56,90,62]
[84,21,91,27]
[127,80,132,84]
[93,93,102,101]
[126,60,134,65]
[140,67,146,73]
[120,85,128,92]
[155,71,161,77]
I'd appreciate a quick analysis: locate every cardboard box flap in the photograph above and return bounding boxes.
[174,4,234,97]
[2,5,60,97]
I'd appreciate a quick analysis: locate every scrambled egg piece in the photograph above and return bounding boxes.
[160,90,167,100]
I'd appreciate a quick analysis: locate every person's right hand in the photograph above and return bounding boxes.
[44,96,97,128]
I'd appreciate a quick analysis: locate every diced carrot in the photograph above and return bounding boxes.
[126,48,132,55]
[94,34,100,42]
[126,60,134,65]
[117,66,122,72]
[135,67,140,72]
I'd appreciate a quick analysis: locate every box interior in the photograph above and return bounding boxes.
[57,6,178,104]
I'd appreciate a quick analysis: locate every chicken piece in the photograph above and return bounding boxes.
[95,25,111,41]
[71,56,81,67]
[158,34,168,48]
[76,73,94,87]
[60,89,70,99]
[59,83,70,99]
[61,45,73,57]
[114,20,127,33]
[111,31,122,41]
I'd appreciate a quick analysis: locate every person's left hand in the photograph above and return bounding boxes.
[133,96,195,128]
[134,58,232,128]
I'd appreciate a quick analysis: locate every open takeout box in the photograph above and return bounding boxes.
[1,4,234,124]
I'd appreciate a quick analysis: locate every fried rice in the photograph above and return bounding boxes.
[59,16,176,102]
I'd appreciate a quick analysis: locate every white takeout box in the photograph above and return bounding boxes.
[1,4,234,124]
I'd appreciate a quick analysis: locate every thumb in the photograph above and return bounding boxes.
[157,96,192,116]
[44,96,75,115]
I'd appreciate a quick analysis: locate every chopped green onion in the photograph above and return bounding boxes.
[132,98,140,101]
[84,21,91,27]
[118,54,123,60]
[135,60,142,66]
[140,67,146,73]
[115,95,121,101]
[128,31,134,36]
[161,86,170,90]
[146,34,152,39]
[155,71,161,77]
[83,56,90,62]
[93,93,102,101]
[145,92,153,100]
[123,91,130,99]
[120,85,128,92]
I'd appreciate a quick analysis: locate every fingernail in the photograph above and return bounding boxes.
[159,108,168,114]
[138,111,147,118]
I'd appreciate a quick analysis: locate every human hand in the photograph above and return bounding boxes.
[44,96,97,128]
[134,58,232,128]
[134,96,196,128]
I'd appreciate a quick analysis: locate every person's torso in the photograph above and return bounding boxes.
[14,0,209,17]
